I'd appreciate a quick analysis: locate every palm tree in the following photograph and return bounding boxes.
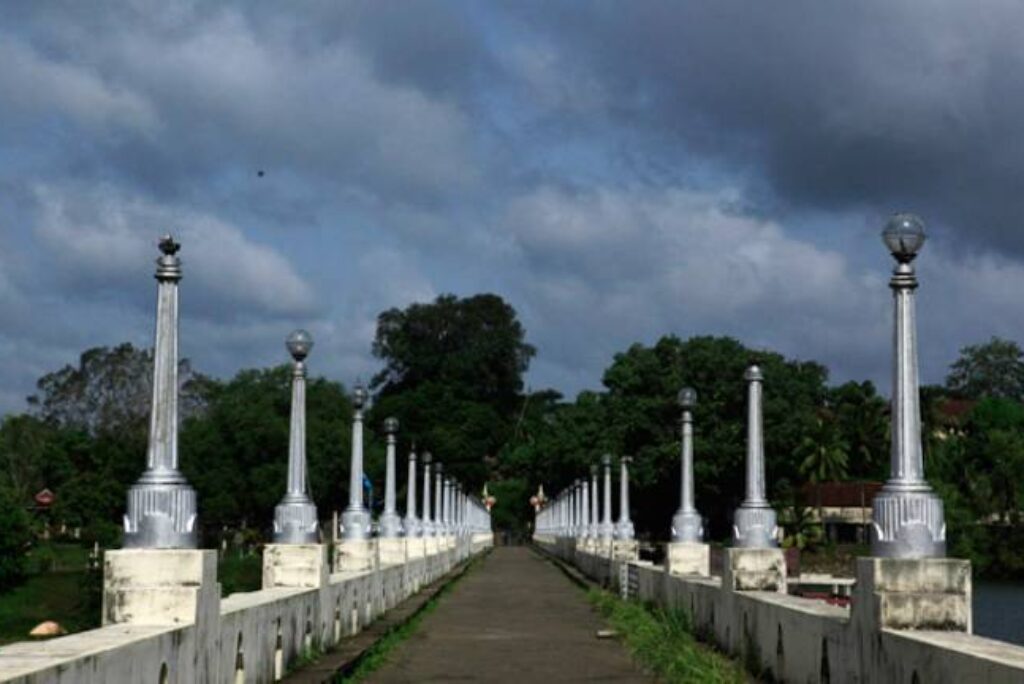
[797,412,850,530]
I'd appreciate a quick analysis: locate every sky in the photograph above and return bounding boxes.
[3,1,1024,416]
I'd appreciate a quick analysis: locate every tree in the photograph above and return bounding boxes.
[828,381,887,480]
[0,414,73,502]
[0,486,34,590]
[370,294,535,486]
[28,343,211,435]
[501,335,832,539]
[947,337,1024,401]
[372,294,535,409]
[797,413,849,485]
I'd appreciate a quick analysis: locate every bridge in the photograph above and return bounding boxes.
[4,221,1024,683]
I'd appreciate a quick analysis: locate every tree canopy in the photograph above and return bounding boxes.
[947,336,1024,401]
[5,295,1024,579]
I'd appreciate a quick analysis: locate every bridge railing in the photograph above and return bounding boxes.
[533,215,1024,683]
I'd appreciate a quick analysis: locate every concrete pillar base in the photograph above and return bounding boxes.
[424,536,440,556]
[852,557,971,632]
[334,539,377,573]
[262,544,327,589]
[377,538,408,566]
[666,542,710,577]
[405,537,426,559]
[611,539,639,561]
[724,547,786,592]
[103,549,220,626]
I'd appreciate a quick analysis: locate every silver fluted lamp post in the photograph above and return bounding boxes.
[600,454,614,541]
[589,465,599,538]
[124,235,197,549]
[672,387,703,542]
[272,330,319,543]
[341,384,370,540]
[421,452,433,537]
[871,213,945,558]
[404,445,419,537]
[434,463,445,535]
[614,456,635,540]
[379,417,402,538]
[733,365,778,547]
[580,476,590,539]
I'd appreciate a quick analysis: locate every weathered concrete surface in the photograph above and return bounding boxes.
[666,542,710,577]
[103,549,221,627]
[377,538,407,567]
[543,539,1024,684]
[365,547,651,683]
[263,543,328,589]
[335,539,377,573]
[723,547,786,593]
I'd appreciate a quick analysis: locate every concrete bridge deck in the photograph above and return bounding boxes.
[365,546,650,683]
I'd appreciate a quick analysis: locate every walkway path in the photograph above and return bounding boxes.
[364,546,651,683]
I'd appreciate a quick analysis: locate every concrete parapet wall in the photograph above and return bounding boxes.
[0,535,492,684]
[535,538,1024,683]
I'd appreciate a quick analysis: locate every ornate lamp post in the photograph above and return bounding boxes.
[589,465,599,538]
[272,330,319,543]
[379,417,402,538]
[672,387,703,542]
[600,454,614,541]
[871,213,945,558]
[404,445,420,537]
[435,463,446,535]
[341,384,370,540]
[124,236,197,549]
[421,452,434,537]
[614,456,635,540]
[733,365,778,548]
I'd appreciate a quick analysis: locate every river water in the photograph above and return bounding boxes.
[974,581,1024,646]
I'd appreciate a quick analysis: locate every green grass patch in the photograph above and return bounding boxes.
[219,552,263,596]
[588,589,748,684]
[0,569,100,645]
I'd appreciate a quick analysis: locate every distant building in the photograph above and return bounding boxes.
[799,481,882,543]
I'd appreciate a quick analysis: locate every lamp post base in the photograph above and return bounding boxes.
[340,508,371,541]
[671,509,704,543]
[870,486,945,559]
[733,504,779,549]
[272,500,319,544]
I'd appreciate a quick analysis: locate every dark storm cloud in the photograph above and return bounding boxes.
[505,2,1024,253]
[4,0,1024,417]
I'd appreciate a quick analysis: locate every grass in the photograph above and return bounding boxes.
[218,551,263,596]
[588,589,748,684]
[0,565,98,643]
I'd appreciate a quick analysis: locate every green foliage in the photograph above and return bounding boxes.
[0,486,33,590]
[219,552,263,596]
[947,336,1024,401]
[505,335,846,539]
[797,413,849,484]
[0,569,99,645]
[370,293,535,488]
[181,366,354,537]
[588,589,745,683]
[928,396,1024,577]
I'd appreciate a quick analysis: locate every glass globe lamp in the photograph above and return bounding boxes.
[677,387,697,410]
[882,213,926,263]
[285,329,313,360]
